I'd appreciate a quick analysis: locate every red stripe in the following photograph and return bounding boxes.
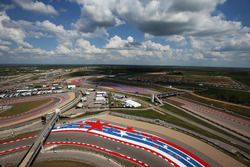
[52,129,180,167]
[0,135,37,145]
[46,141,148,167]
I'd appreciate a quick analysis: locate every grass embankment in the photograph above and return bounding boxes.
[0,98,51,117]
[196,88,250,106]
[33,160,94,167]
[181,93,250,118]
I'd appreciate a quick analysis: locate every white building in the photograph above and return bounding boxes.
[96,91,107,97]
[81,97,87,102]
[95,96,106,104]
[76,102,84,108]
[67,85,76,89]
[123,99,141,108]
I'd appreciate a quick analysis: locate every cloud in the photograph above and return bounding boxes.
[72,0,122,33]
[105,35,134,49]
[13,0,58,15]
[0,1,250,67]
[76,39,104,54]
[0,12,31,47]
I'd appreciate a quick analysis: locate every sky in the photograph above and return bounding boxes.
[0,0,249,67]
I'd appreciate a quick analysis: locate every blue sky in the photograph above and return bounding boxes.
[0,0,249,67]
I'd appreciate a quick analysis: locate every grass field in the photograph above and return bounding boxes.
[181,93,250,118]
[0,98,51,117]
[196,88,250,106]
[108,93,124,108]
[33,160,94,167]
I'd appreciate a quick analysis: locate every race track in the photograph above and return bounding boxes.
[167,97,250,138]
[0,92,74,128]
[1,119,211,167]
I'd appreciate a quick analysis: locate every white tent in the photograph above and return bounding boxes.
[124,99,141,108]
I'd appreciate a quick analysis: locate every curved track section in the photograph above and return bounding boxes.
[0,119,210,167]
[0,93,72,127]
[52,119,210,167]
[46,141,149,167]
[92,81,157,95]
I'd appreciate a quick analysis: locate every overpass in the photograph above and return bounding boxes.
[156,91,184,99]
[18,91,82,167]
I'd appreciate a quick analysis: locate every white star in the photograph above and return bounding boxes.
[163,145,168,149]
[120,131,127,136]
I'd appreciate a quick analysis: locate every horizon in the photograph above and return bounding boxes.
[1,63,250,70]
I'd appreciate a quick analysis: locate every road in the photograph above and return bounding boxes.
[168,96,250,138]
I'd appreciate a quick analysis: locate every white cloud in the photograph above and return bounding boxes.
[167,35,186,45]
[105,35,129,49]
[0,1,250,67]
[0,12,31,47]
[76,39,103,54]
[13,0,58,15]
[72,0,122,33]
[142,40,170,52]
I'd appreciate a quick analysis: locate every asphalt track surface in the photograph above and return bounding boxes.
[90,81,157,95]
[0,133,163,167]
[35,150,122,167]
[0,93,70,127]
[168,97,250,138]
[0,119,211,167]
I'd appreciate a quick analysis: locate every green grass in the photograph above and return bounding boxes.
[0,99,50,117]
[108,93,123,108]
[196,88,250,106]
[181,93,250,118]
[33,160,94,167]
[112,109,219,139]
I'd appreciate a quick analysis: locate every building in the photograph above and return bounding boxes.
[93,91,107,104]
[81,97,87,102]
[113,93,125,99]
[123,99,141,108]
[96,91,107,97]
[67,85,76,89]
[76,102,84,108]
[95,96,106,104]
